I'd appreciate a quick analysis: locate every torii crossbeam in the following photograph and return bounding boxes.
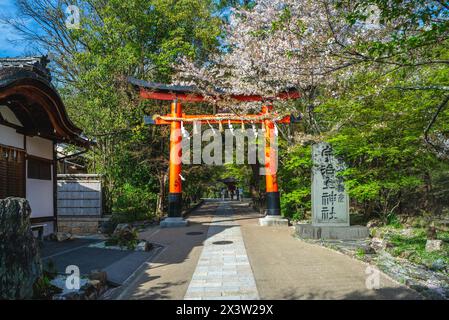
[129,77,301,227]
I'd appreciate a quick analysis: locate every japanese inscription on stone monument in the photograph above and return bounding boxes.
[312,143,349,226]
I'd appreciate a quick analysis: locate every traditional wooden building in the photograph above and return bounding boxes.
[0,57,89,235]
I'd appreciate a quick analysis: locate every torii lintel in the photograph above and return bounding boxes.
[128,76,301,102]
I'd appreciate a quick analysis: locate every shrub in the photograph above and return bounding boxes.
[32,275,62,299]
[32,260,61,299]
[105,228,139,250]
[113,183,157,223]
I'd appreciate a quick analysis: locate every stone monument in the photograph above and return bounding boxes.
[295,143,369,239]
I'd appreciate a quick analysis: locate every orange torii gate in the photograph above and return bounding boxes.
[129,77,301,227]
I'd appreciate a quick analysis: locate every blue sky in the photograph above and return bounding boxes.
[0,0,33,57]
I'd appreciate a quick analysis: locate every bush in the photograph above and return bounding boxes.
[32,275,62,299]
[105,227,139,250]
[278,144,312,221]
[113,183,157,223]
[32,260,61,299]
[386,213,403,229]
[386,228,449,268]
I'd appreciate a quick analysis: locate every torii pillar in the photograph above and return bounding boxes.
[160,100,189,228]
[259,105,289,226]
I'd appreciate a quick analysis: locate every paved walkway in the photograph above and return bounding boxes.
[184,203,259,300]
[42,238,156,286]
[113,200,422,300]
[232,202,421,300]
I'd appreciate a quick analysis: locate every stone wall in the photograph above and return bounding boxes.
[58,217,109,235]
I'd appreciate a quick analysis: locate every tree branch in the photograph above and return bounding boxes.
[424,95,449,152]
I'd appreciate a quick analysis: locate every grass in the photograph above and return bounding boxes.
[355,248,366,260]
[385,227,449,270]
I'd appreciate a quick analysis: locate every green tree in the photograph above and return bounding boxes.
[6,0,223,216]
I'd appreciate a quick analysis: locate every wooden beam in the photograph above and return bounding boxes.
[144,114,298,125]
[139,88,300,102]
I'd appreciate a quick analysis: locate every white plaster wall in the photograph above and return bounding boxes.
[31,222,54,237]
[26,136,53,159]
[26,137,55,219]
[26,166,54,218]
[0,124,24,149]
[1,120,55,233]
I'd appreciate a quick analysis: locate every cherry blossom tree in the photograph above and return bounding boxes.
[175,0,388,110]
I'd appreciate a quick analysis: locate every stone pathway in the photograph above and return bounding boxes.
[114,200,422,300]
[184,203,259,300]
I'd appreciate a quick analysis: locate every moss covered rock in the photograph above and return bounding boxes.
[0,197,42,299]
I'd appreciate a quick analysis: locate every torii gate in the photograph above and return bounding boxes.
[129,77,301,227]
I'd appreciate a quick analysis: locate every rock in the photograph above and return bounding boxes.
[87,292,97,300]
[370,237,385,251]
[53,291,83,300]
[99,220,116,235]
[374,239,395,252]
[55,232,72,242]
[88,270,108,284]
[385,241,395,249]
[359,245,376,255]
[81,282,95,296]
[435,219,449,232]
[114,223,131,232]
[0,197,42,299]
[89,279,102,290]
[367,219,382,228]
[136,240,153,252]
[425,239,443,252]
[80,278,108,300]
[400,228,414,237]
[80,280,101,299]
[430,259,446,271]
[113,223,135,241]
[51,276,106,300]
[405,216,427,228]
[399,250,413,259]
[50,233,58,241]
[427,226,437,240]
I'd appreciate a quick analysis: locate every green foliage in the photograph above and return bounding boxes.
[355,248,366,260]
[57,0,224,217]
[278,143,313,220]
[106,228,139,250]
[387,228,449,269]
[15,0,449,224]
[386,213,403,229]
[42,260,58,280]
[32,261,62,300]
[340,0,449,66]
[32,275,62,300]
[113,183,157,222]
[313,65,449,218]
